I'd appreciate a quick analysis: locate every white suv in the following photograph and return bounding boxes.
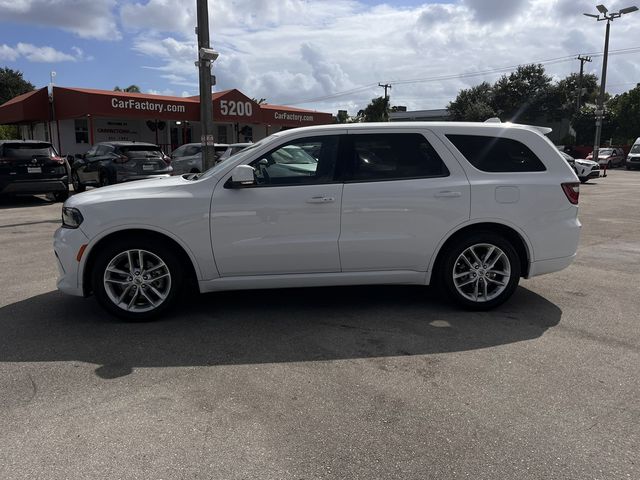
[54,122,581,320]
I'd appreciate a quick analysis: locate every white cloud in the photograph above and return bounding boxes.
[0,43,87,63]
[0,0,120,40]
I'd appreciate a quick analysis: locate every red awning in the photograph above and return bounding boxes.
[0,87,49,124]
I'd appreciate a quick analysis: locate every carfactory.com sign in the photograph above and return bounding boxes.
[111,97,186,114]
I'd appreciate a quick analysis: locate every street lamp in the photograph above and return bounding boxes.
[584,4,638,164]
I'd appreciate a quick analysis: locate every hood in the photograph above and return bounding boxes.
[66,175,194,208]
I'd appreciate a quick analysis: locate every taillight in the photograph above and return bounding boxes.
[561,182,579,205]
[162,155,171,165]
[0,157,12,165]
[51,155,65,164]
[113,155,129,164]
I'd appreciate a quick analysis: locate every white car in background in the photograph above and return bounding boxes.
[54,122,581,321]
[170,142,229,175]
[559,151,600,183]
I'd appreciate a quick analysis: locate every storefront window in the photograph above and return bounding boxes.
[217,125,228,143]
[75,119,89,144]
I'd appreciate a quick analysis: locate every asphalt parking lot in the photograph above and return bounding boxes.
[1,170,639,480]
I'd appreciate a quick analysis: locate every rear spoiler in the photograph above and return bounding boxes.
[484,117,552,135]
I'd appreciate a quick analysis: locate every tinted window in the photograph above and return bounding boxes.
[119,145,163,157]
[249,136,339,186]
[446,135,546,172]
[96,145,113,156]
[3,143,55,158]
[630,145,640,154]
[346,133,449,182]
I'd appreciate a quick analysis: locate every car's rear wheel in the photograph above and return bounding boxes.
[99,170,113,187]
[440,233,521,310]
[91,238,184,320]
[71,171,86,193]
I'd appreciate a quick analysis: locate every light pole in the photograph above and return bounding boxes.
[196,0,219,171]
[584,4,638,164]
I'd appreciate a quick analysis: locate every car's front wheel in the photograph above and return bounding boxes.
[440,233,521,310]
[91,238,184,320]
[71,171,86,193]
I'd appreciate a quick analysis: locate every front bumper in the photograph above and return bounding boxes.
[53,226,90,296]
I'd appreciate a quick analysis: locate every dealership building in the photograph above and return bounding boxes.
[0,86,334,155]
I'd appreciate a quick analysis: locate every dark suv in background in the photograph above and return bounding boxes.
[71,141,172,192]
[0,140,69,201]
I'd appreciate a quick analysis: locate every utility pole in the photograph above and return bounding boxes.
[378,83,392,100]
[196,0,217,171]
[576,55,592,109]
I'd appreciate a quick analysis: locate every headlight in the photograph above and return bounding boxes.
[62,207,84,229]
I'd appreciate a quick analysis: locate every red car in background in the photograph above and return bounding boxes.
[586,147,626,168]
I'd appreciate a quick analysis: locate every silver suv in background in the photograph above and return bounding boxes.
[217,142,252,163]
[71,142,172,192]
[170,143,229,175]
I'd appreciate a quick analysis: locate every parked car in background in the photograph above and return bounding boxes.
[71,142,172,192]
[217,142,252,163]
[170,143,229,175]
[54,122,581,320]
[586,147,625,168]
[0,140,69,201]
[625,138,640,170]
[559,151,600,183]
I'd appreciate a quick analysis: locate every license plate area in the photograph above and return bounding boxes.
[27,167,42,174]
[142,164,156,171]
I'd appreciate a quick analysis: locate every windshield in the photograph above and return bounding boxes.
[197,138,271,180]
[120,146,163,157]
[599,149,614,156]
[630,145,640,154]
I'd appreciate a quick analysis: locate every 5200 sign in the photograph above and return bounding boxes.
[219,100,253,117]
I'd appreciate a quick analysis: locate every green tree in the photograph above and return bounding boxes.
[492,64,552,122]
[356,96,390,122]
[447,82,495,121]
[608,85,640,144]
[547,73,599,121]
[0,67,35,105]
[114,85,141,93]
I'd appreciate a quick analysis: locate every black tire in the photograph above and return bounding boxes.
[626,165,631,170]
[72,171,86,193]
[91,236,184,321]
[53,190,69,202]
[98,170,112,187]
[579,177,588,184]
[439,232,521,310]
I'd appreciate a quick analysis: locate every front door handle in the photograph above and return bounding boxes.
[434,191,462,198]
[306,196,336,204]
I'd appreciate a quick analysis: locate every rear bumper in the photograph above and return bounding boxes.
[528,254,576,277]
[0,177,68,195]
[116,173,172,183]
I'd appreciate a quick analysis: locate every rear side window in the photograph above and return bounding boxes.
[347,133,449,182]
[3,143,55,158]
[446,135,546,172]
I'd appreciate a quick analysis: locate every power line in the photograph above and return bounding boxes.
[282,46,640,106]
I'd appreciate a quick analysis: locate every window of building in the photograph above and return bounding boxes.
[217,125,228,143]
[75,119,89,144]
[346,133,449,182]
[446,135,546,172]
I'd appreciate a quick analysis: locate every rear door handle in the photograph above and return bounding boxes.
[434,191,462,198]
[306,196,336,204]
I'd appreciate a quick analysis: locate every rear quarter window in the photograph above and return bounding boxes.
[446,134,546,172]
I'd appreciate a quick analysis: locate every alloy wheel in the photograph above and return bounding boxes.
[103,249,172,313]
[452,243,511,303]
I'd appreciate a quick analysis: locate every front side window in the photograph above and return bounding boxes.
[249,136,339,186]
[346,133,449,182]
[446,134,546,172]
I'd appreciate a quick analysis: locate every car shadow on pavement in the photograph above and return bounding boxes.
[0,195,54,210]
[0,285,561,379]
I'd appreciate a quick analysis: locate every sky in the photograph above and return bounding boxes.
[1,0,640,115]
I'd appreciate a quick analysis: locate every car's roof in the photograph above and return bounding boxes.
[270,121,553,138]
[0,139,52,145]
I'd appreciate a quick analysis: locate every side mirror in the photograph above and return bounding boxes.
[229,165,256,187]
[66,154,75,166]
